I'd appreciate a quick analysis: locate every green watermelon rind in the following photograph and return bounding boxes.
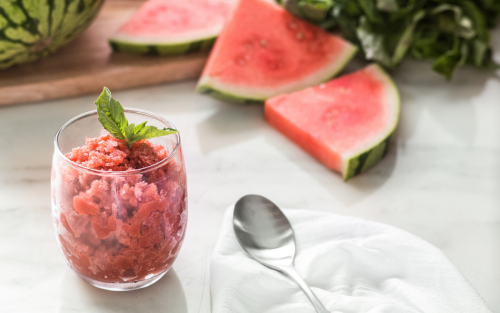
[108,36,217,56]
[343,132,395,181]
[197,84,266,104]
[196,44,358,104]
[342,65,400,181]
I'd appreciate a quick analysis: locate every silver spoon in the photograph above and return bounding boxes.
[233,195,329,313]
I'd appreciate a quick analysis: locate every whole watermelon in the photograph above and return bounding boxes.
[0,0,104,70]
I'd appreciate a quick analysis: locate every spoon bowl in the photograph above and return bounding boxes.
[233,195,295,268]
[233,195,329,313]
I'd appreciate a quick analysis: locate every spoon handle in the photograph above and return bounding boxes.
[279,265,330,313]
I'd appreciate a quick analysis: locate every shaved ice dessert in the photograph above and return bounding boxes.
[51,89,186,290]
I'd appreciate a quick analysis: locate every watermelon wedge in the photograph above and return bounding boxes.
[196,0,357,104]
[265,64,400,181]
[109,0,235,56]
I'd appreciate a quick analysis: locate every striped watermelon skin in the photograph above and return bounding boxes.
[109,36,217,56]
[0,0,104,70]
[344,133,395,180]
[197,84,266,105]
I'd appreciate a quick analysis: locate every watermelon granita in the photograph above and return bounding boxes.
[51,91,186,290]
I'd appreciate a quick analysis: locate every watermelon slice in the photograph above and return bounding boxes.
[265,64,400,181]
[109,0,235,56]
[196,0,357,104]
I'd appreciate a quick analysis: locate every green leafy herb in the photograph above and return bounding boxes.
[377,0,399,12]
[278,0,500,80]
[95,87,179,148]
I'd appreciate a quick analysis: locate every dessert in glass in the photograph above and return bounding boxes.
[51,89,187,291]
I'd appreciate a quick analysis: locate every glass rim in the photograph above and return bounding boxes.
[54,108,181,176]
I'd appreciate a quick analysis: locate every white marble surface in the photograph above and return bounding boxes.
[1,55,500,312]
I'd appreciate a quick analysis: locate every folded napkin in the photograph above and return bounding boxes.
[211,205,491,313]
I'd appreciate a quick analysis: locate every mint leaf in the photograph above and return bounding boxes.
[109,98,128,131]
[94,87,179,148]
[134,121,147,133]
[128,126,179,148]
[95,87,112,114]
[95,87,128,133]
[124,123,136,142]
[97,110,126,140]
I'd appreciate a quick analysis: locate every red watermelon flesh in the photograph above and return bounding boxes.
[197,0,357,103]
[118,0,234,39]
[265,64,400,180]
[109,0,235,55]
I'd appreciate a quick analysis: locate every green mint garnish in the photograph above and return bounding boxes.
[95,87,179,148]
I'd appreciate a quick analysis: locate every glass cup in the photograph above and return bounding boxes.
[51,108,187,291]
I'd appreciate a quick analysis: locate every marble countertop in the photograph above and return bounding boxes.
[1,54,500,311]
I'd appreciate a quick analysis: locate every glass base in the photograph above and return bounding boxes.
[75,270,168,291]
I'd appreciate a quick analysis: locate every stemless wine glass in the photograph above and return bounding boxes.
[51,108,187,291]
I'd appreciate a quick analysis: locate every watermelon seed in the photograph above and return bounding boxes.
[244,42,253,50]
[235,54,250,66]
[325,111,337,126]
[237,57,248,66]
[308,42,320,53]
[260,40,267,47]
[296,32,304,41]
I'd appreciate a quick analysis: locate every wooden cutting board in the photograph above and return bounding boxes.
[0,0,209,107]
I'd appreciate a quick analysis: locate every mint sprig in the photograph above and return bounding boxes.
[95,87,179,148]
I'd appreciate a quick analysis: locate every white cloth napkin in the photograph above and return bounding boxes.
[211,205,491,313]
